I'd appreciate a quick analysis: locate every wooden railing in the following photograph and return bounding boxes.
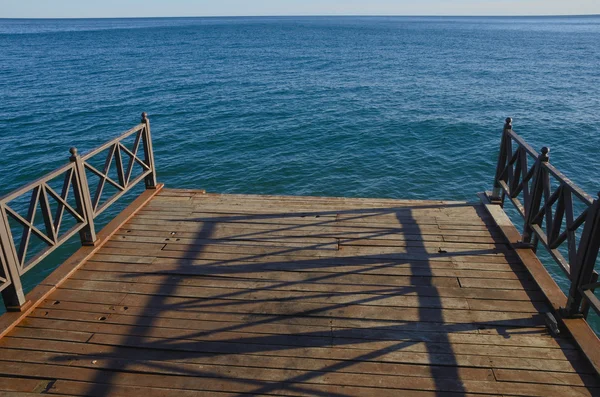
[491,118,600,318]
[0,113,157,311]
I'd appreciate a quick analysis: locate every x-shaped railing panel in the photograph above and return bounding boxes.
[491,118,600,318]
[0,113,157,311]
[82,126,152,217]
[0,162,88,276]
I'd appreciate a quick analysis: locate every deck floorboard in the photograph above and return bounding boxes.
[1,190,598,396]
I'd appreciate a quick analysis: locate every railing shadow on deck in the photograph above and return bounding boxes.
[43,202,594,396]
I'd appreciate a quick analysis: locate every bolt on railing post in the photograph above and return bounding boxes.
[490,117,512,205]
[69,148,97,246]
[521,146,550,246]
[0,205,27,311]
[564,192,600,317]
[141,112,157,189]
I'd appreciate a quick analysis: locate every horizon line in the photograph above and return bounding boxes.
[1,14,600,20]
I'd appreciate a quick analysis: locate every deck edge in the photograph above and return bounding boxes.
[160,189,470,205]
[0,184,164,340]
[479,191,600,375]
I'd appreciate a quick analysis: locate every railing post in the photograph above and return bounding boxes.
[564,192,600,317]
[0,205,27,311]
[490,117,512,205]
[69,148,97,246]
[522,146,549,246]
[141,112,157,189]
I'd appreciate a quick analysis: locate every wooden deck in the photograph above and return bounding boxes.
[0,189,598,396]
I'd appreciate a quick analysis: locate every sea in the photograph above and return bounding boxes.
[0,16,599,329]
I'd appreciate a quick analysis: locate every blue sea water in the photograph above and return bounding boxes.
[0,16,599,327]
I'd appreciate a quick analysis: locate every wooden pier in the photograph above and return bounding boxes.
[0,116,599,396]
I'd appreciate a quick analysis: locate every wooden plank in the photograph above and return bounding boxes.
[152,192,468,206]
[458,277,538,290]
[48,289,128,305]
[96,243,521,266]
[143,200,485,215]
[0,393,55,397]
[1,335,589,375]
[123,222,507,242]
[24,309,569,349]
[0,377,53,393]
[63,267,462,288]
[84,256,530,276]
[95,237,525,277]
[0,359,529,397]
[56,276,546,314]
[89,244,527,270]
[77,262,545,302]
[58,278,471,310]
[160,190,467,205]
[8,326,93,342]
[149,192,472,208]
[85,257,539,292]
[33,300,549,337]
[111,232,508,251]
[94,249,520,271]
[99,294,546,328]
[127,212,504,233]
[112,234,340,250]
[115,225,505,244]
[144,237,512,258]
[136,208,496,226]
[130,211,501,233]
[493,368,600,388]
[122,216,505,236]
[46,380,295,397]
[71,268,545,302]
[10,319,573,362]
[137,210,494,228]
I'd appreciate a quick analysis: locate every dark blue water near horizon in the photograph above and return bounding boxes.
[1,16,599,329]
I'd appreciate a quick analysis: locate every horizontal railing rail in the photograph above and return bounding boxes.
[491,118,600,318]
[0,113,157,311]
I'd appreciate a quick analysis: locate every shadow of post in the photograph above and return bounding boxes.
[399,209,467,396]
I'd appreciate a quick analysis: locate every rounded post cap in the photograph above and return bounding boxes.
[141,112,148,122]
[69,147,78,156]
[541,146,550,155]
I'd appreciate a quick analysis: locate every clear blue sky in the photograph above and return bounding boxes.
[1,0,599,18]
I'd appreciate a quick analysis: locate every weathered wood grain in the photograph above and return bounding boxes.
[0,190,597,396]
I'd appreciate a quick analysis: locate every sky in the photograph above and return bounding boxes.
[1,0,599,18]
